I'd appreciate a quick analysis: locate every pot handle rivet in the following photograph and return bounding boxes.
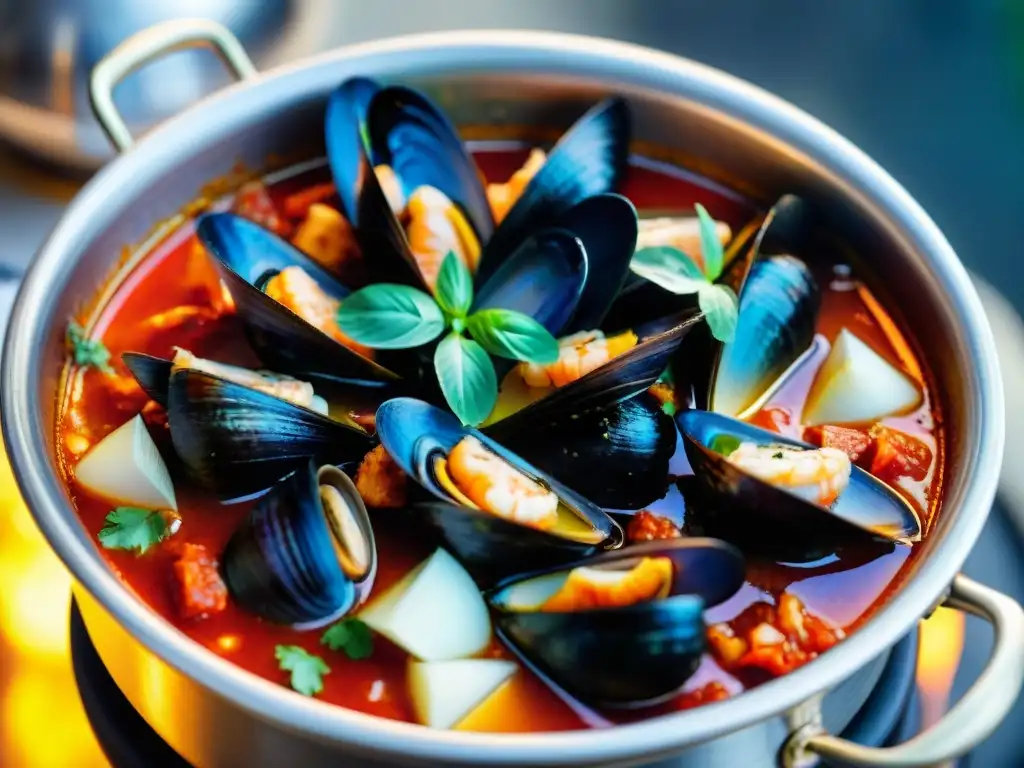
[782,574,1024,767]
[89,19,258,154]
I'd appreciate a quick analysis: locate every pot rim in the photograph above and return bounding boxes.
[1,29,1004,765]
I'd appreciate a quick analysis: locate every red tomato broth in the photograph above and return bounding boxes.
[56,148,943,732]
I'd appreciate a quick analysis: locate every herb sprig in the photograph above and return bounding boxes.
[630,203,739,343]
[321,618,374,660]
[336,252,558,426]
[275,645,330,696]
[66,320,113,373]
[97,507,177,554]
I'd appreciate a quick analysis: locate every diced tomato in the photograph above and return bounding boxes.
[169,543,228,620]
[626,510,682,543]
[802,425,873,466]
[233,181,289,237]
[868,425,931,484]
[282,182,338,220]
[749,406,791,434]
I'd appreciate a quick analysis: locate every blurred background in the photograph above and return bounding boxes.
[0,1,1022,765]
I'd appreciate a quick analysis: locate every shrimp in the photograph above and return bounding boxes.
[171,348,325,413]
[291,203,361,274]
[518,329,638,388]
[486,148,546,223]
[443,436,558,531]
[263,265,374,359]
[636,216,732,271]
[405,185,481,290]
[537,557,673,613]
[725,442,851,507]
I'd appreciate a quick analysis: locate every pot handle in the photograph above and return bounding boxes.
[784,574,1024,767]
[90,19,257,153]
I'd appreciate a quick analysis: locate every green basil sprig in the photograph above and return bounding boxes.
[629,203,739,343]
[337,252,558,426]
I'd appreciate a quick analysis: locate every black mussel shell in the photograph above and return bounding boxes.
[678,409,921,562]
[487,310,702,438]
[476,97,631,286]
[471,228,588,337]
[122,352,172,407]
[555,193,638,333]
[486,539,744,708]
[376,398,623,585]
[222,460,376,627]
[708,196,819,417]
[325,76,381,224]
[488,393,676,510]
[167,368,372,500]
[365,85,494,244]
[196,212,399,381]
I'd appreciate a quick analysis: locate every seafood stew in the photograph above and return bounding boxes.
[58,78,942,733]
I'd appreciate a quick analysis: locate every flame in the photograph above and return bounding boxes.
[0,437,108,766]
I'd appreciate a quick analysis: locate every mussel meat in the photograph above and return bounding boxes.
[486,538,745,708]
[222,460,376,627]
[487,392,677,510]
[376,398,623,585]
[165,360,373,501]
[677,409,921,562]
[196,212,400,381]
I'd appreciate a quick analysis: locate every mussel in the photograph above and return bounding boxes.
[705,195,820,418]
[195,212,400,382]
[156,352,373,500]
[487,393,677,510]
[485,538,745,708]
[222,460,376,627]
[376,398,623,585]
[677,409,921,562]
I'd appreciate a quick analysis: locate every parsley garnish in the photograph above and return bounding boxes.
[97,507,173,554]
[321,618,374,660]
[772,451,784,459]
[275,645,330,696]
[66,320,113,373]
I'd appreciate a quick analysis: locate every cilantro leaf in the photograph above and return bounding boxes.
[321,618,374,660]
[66,320,113,373]
[697,283,739,344]
[97,507,173,554]
[275,645,330,696]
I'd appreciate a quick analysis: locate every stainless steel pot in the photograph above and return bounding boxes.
[3,19,1022,768]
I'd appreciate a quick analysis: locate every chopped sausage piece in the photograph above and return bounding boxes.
[707,592,844,679]
[486,148,546,223]
[234,180,289,236]
[803,425,873,465]
[867,424,931,485]
[282,182,338,220]
[291,203,361,275]
[626,510,682,543]
[748,406,792,435]
[355,444,408,509]
[169,543,228,621]
[675,681,730,710]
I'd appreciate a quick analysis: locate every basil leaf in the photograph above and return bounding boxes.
[466,309,559,364]
[434,251,474,318]
[698,283,739,343]
[336,284,445,349]
[630,246,708,295]
[695,203,724,281]
[434,332,497,426]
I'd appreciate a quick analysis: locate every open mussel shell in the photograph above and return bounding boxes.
[489,392,677,510]
[122,352,172,407]
[376,398,623,585]
[222,460,376,627]
[707,196,820,418]
[677,409,922,562]
[485,539,745,708]
[167,368,373,500]
[476,97,631,285]
[471,228,588,336]
[196,212,400,381]
[325,76,381,224]
[486,309,702,440]
[365,84,494,243]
